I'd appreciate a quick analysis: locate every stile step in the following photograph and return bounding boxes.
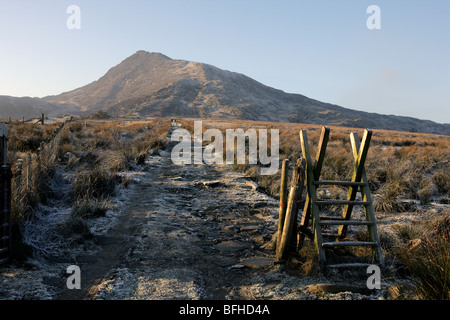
[313,180,366,186]
[319,216,346,220]
[322,241,377,248]
[319,220,374,226]
[321,232,341,237]
[316,200,371,206]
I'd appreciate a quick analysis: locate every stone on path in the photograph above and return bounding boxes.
[240,257,273,269]
[215,240,252,253]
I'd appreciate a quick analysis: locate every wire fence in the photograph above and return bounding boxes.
[11,120,72,222]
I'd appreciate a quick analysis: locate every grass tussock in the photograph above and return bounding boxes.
[392,214,450,300]
[72,168,118,201]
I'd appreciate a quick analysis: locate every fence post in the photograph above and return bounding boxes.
[36,146,41,181]
[276,158,306,262]
[276,159,289,247]
[15,160,23,207]
[0,122,12,264]
[27,153,32,190]
[38,141,45,166]
[0,123,6,165]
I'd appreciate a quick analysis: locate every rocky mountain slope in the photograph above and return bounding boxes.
[3,50,449,135]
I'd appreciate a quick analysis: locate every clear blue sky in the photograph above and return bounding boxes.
[0,0,449,123]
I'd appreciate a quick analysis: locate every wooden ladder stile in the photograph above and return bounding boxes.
[297,126,384,270]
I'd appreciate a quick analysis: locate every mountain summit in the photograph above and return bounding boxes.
[19,50,450,134]
[45,51,186,112]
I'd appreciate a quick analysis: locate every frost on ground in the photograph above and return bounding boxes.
[1,127,448,300]
[20,166,143,258]
[92,267,204,300]
[0,260,58,300]
[0,162,146,300]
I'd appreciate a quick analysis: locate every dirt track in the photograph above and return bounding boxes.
[56,125,283,299]
[1,124,389,300]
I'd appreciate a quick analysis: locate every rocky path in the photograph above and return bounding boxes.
[57,125,281,299]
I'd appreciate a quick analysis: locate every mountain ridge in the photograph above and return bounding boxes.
[2,50,449,135]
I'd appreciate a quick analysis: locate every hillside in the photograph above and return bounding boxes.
[0,95,79,120]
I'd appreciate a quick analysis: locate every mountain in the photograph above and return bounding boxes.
[7,50,450,135]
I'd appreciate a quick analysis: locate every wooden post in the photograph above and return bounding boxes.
[276,159,289,246]
[39,141,45,164]
[27,153,32,190]
[289,157,305,250]
[276,158,305,262]
[0,123,7,166]
[300,129,326,267]
[0,122,11,264]
[15,160,23,188]
[338,129,372,238]
[41,113,45,125]
[298,126,330,248]
[36,145,41,172]
[15,159,23,207]
[276,186,298,261]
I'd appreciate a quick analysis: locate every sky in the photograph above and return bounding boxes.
[0,0,449,123]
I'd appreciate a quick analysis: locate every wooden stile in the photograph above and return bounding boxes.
[297,126,384,270]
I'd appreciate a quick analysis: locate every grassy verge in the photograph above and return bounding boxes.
[60,119,170,239]
[8,118,171,255]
